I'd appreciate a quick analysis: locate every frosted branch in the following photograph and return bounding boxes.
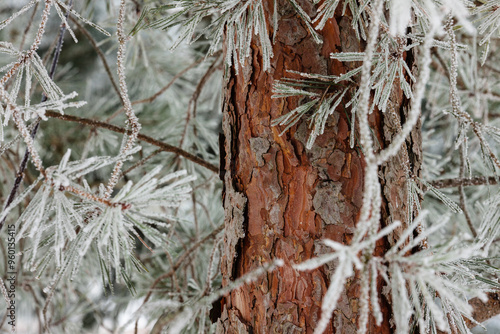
[376,18,438,165]
[103,0,142,199]
[352,0,384,244]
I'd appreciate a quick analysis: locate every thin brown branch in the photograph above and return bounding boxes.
[459,145,477,237]
[432,48,451,81]
[179,54,221,148]
[466,292,500,328]
[106,54,212,123]
[44,111,219,173]
[459,179,477,237]
[132,56,209,106]
[69,15,123,105]
[432,48,500,101]
[141,225,223,305]
[429,176,498,189]
[19,2,39,50]
[121,149,161,177]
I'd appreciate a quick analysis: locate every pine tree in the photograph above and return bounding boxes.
[214,0,419,332]
[1,1,500,333]
[215,1,403,331]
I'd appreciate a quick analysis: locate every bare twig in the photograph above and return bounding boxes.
[45,110,219,173]
[19,2,39,50]
[131,56,209,106]
[179,54,221,148]
[134,225,223,333]
[429,176,498,189]
[106,54,209,123]
[121,149,162,177]
[459,149,477,237]
[69,15,123,104]
[142,225,223,304]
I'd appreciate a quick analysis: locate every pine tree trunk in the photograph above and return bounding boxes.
[216,1,421,333]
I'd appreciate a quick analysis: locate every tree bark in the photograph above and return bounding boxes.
[216,2,420,333]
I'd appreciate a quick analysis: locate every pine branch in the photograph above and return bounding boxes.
[44,110,219,173]
[437,292,500,331]
[0,1,72,232]
[429,176,498,189]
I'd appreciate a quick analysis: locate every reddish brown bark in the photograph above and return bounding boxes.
[466,292,500,327]
[216,1,419,333]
